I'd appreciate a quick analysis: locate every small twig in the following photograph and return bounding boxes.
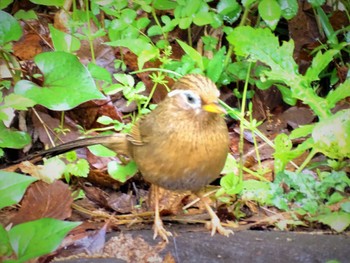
[182,189,218,210]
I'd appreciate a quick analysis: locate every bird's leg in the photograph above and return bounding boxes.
[197,193,234,237]
[152,185,172,242]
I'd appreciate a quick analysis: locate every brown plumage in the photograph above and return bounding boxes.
[22,74,233,242]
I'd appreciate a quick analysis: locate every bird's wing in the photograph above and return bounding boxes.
[126,119,144,146]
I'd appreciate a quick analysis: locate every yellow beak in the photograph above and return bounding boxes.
[202,102,227,114]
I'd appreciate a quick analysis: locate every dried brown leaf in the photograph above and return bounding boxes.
[11,180,73,225]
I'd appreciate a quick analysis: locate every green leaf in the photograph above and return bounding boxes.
[0,122,31,149]
[0,171,37,209]
[28,0,64,6]
[153,0,178,10]
[0,0,13,9]
[0,10,23,46]
[138,47,160,69]
[136,17,151,29]
[2,93,35,110]
[206,47,226,82]
[14,51,104,111]
[14,10,38,20]
[108,160,138,183]
[341,202,350,213]
[219,172,243,195]
[221,153,238,174]
[65,159,89,178]
[176,39,204,70]
[8,218,80,262]
[278,0,298,20]
[179,17,192,29]
[193,12,214,26]
[88,63,112,83]
[106,39,159,69]
[217,0,241,24]
[316,212,350,232]
[49,24,80,52]
[289,124,315,139]
[307,0,326,8]
[242,180,272,204]
[0,225,12,257]
[258,0,281,30]
[228,26,298,77]
[305,50,338,82]
[88,144,116,157]
[147,25,163,37]
[114,73,134,86]
[326,79,350,108]
[312,109,350,159]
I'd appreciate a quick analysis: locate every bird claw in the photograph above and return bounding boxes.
[153,218,172,243]
[207,215,234,237]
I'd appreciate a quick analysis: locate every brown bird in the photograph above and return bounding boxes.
[24,74,233,242]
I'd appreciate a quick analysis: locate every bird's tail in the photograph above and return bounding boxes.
[14,134,128,163]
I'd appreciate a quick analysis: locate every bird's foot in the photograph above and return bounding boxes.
[206,213,234,237]
[201,196,233,237]
[153,217,172,243]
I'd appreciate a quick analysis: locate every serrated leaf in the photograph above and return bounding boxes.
[0,171,37,209]
[228,26,298,77]
[8,218,80,262]
[14,51,104,111]
[305,50,338,82]
[66,159,89,177]
[326,79,350,108]
[289,124,315,139]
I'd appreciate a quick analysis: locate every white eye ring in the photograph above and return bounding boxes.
[168,90,202,109]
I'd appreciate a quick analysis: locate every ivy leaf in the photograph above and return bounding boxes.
[0,10,22,46]
[108,161,138,183]
[14,51,104,111]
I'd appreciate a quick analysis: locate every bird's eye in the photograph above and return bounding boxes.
[186,93,195,104]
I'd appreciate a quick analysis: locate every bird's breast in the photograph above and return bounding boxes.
[131,120,228,192]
